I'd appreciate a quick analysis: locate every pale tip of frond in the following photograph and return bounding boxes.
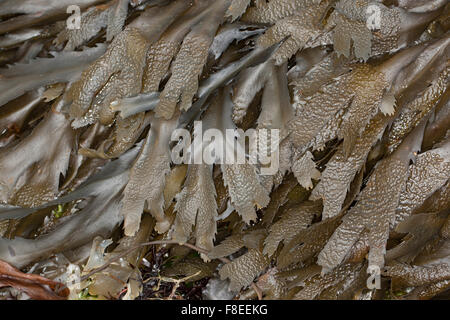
[380,93,396,116]
[200,253,211,263]
[124,219,140,237]
[293,151,321,189]
[155,220,171,234]
[110,100,124,116]
[110,99,120,110]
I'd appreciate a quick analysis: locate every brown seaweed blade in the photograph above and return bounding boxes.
[0,144,141,268]
[120,114,179,236]
[0,108,74,207]
[173,164,218,261]
[0,0,448,301]
[0,44,106,108]
[155,0,231,119]
[255,0,331,65]
[318,117,427,272]
[219,249,270,292]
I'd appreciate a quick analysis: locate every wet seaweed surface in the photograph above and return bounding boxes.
[0,0,449,300]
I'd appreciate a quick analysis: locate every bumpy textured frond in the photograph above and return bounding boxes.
[288,73,351,150]
[222,163,271,223]
[219,248,270,292]
[384,262,450,286]
[292,151,321,190]
[318,121,426,272]
[416,182,450,219]
[208,234,245,260]
[155,0,231,119]
[255,1,330,64]
[336,65,389,157]
[290,51,350,98]
[242,0,322,24]
[226,0,251,21]
[208,228,266,258]
[120,115,178,236]
[407,279,450,300]
[0,111,74,206]
[263,201,321,257]
[173,164,218,260]
[277,214,341,269]
[388,64,449,153]
[394,140,450,227]
[106,0,129,41]
[141,2,201,95]
[68,28,149,125]
[289,63,388,158]
[310,112,392,220]
[294,263,364,300]
[55,5,109,51]
[261,175,298,226]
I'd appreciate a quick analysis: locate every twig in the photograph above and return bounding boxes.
[163,271,202,300]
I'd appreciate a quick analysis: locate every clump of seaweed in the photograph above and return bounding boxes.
[0,0,449,301]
